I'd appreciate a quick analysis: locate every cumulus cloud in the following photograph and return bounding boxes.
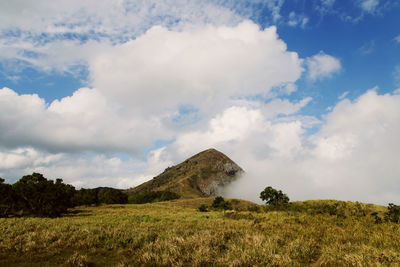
[0,21,305,155]
[0,0,292,73]
[395,35,400,43]
[0,87,172,153]
[305,52,341,81]
[0,145,173,189]
[170,89,400,205]
[2,84,400,205]
[90,21,303,114]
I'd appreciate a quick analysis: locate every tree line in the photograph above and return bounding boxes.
[0,173,128,218]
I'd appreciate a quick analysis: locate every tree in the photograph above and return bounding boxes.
[98,188,128,204]
[72,188,99,206]
[0,178,15,217]
[12,173,76,217]
[198,204,208,212]
[212,196,225,208]
[260,186,289,206]
[212,196,232,210]
[385,203,400,223]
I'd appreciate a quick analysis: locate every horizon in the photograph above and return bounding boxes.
[1,0,400,205]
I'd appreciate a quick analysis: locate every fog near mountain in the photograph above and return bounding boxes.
[174,90,400,205]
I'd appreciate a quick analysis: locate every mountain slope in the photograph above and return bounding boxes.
[127,148,244,198]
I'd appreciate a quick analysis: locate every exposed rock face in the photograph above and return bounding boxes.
[127,148,244,198]
[199,162,243,196]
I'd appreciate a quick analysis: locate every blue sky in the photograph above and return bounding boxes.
[0,0,400,204]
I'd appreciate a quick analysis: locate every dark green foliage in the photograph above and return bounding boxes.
[128,191,180,204]
[260,186,289,207]
[72,188,99,206]
[198,204,209,212]
[212,196,232,210]
[212,196,225,208]
[0,178,15,217]
[12,173,76,217]
[98,188,128,204]
[385,203,400,223]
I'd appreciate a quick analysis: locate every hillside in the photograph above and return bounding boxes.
[1,199,399,266]
[127,148,244,198]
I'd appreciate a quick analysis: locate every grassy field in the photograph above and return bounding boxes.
[1,198,399,266]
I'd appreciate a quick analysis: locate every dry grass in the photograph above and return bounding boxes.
[1,198,399,266]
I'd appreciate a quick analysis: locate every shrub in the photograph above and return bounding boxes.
[12,173,75,217]
[72,188,99,206]
[98,188,128,204]
[212,196,232,210]
[0,178,15,217]
[385,203,400,223]
[212,196,225,208]
[198,204,208,212]
[260,186,289,207]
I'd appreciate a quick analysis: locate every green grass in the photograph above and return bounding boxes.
[1,198,399,266]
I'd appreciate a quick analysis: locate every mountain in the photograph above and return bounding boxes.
[127,148,244,198]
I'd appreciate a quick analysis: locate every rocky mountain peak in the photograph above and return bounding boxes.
[128,148,244,198]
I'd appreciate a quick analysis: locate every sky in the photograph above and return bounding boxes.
[0,0,400,205]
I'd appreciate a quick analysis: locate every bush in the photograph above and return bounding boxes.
[212,196,225,208]
[260,186,289,207]
[0,178,15,217]
[385,203,400,223]
[198,204,208,212]
[72,188,99,206]
[12,173,76,217]
[98,188,128,204]
[212,196,232,210]
[128,191,180,204]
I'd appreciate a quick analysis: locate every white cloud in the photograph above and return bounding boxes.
[0,145,173,189]
[338,91,349,99]
[360,0,380,13]
[168,90,400,205]
[288,12,309,28]
[0,87,172,153]
[0,0,294,73]
[0,0,244,39]
[261,97,312,118]
[90,21,303,114]
[315,0,336,16]
[305,51,341,81]
[0,21,304,155]
[395,35,400,43]
[265,0,285,23]
[2,86,400,205]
